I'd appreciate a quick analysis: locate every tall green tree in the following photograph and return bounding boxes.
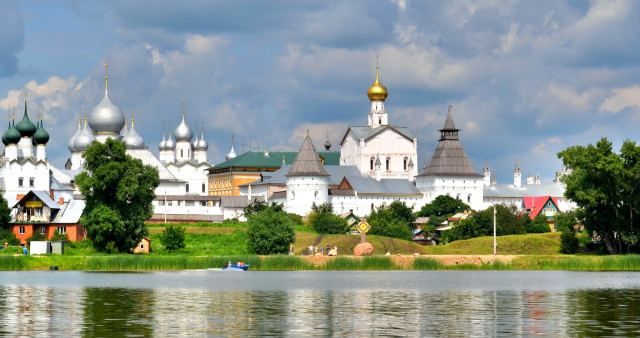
[246,207,295,255]
[558,138,635,254]
[417,195,470,217]
[0,193,12,229]
[368,204,413,240]
[75,139,159,253]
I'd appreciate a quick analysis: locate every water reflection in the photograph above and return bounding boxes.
[0,272,639,336]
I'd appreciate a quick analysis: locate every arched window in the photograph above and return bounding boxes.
[467,194,472,203]
[403,157,408,171]
[386,157,390,171]
[456,193,460,200]
[370,157,375,170]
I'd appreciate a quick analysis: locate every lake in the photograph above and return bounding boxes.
[0,270,639,336]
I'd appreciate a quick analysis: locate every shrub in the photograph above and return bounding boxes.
[247,208,295,255]
[560,230,579,254]
[159,224,186,252]
[311,212,349,234]
[51,230,71,244]
[286,213,303,226]
[0,228,19,246]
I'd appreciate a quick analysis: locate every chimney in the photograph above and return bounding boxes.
[50,189,54,200]
[59,197,64,205]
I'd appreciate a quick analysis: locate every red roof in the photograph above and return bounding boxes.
[522,196,558,219]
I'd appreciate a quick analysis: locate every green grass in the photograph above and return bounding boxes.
[412,257,443,270]
[323,256,398,270]
[422,232,562,255]
[260,255,314,270]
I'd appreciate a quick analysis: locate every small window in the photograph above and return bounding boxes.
[403,157,408,171]
[19,227,25,234]
[181,149,184,157]
[386,157,390,171]
[202,183,206,193]
[370,157,375,170]
[185,183,190,193]
[29,178,35,187]
[18,178,23,187]
[57,226,66,234]
[140,244,144,249]
[39,226,45,235]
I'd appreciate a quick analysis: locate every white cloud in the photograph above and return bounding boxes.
[599,85,640,114]
[494,22,519,56]
[390,0,406,11]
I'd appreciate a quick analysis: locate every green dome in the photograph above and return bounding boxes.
[1,125,8,146]
[33,120,49,145]
[16,103,37,137]
[5,120,21,144]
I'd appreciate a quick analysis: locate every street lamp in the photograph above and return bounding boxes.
[493,204,497,255]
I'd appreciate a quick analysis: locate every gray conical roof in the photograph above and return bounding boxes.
[165,126,176,150]
[74,118,95,151]
[418,110,481,178]
[197,124,208,150]
[286,133,329,177]
[225,135,236,160]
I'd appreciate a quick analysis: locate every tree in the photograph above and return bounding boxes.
[243,200,284,218]
[560,229,580,254]
[0,228,19,246]
[417,195,470,217]
[246,208,296,255]
[51,229,71,244]
[160,224,186,252]
[388,201,417,230]
[558,138,640,254]
[525,214,551,234]
[368,204,412,240]
[0,193,11,229]
[312,211,349,234]
[75,139,159,253]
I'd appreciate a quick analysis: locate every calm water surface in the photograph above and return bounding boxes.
[0,271,639,336]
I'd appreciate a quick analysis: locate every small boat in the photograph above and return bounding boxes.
[221,262,250,271]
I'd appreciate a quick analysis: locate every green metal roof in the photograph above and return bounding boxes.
[209,150,340,171]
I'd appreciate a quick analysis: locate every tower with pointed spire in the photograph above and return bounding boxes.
[285,132,330,215]
[513,158,522,188]
[415,105,485,209]
[340,56,418,181]
[482,159,491,187]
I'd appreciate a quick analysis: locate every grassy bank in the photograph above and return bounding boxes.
[3,253,640,271]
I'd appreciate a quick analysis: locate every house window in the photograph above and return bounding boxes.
[140,243,144,249]
[386,157,390,171]
[202,183,206,193]
[181,149,184,157]
[19,227,25,234]
[18,178,23,187]
[370,157,375,170]
[29,178,35,187]
[40,226,45,235]
[185,183,190,193]
[468,194,472,203]
[403,157,408,171]
[57,226,66,234]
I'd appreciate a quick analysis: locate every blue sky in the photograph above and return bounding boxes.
[1,0,640,184]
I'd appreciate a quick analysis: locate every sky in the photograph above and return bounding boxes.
[1,0,640,184]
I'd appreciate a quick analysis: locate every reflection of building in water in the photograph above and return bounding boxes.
[152,289,210,335]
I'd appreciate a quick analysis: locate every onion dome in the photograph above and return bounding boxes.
[192,131,199,149]
[367,63,388,101]
[197,122,208,150]
[33,116,50,145]
[158,123,167,151]
[16,93,37,137]
[165,122,176,150]
[121,119,129,138]
[324,131,331,150]
[74,117,95,152]
[173,101,193,142]
[68,118,82,152]
[122,118,145,148]
[6,117,21,145]
[225,134,237,160]
[2,115,9,146]
[87,61,125,135]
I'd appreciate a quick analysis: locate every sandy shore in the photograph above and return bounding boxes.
[301,254,518,267]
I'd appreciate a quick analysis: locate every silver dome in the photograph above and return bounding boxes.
[123,118,145,149]
[197,125,208,150]
[67,119,82,152]
[74,118,95,152]
[88,78,125,135]
[225,135,236,160]
[158,126,167,151]
[192,132,199,149]
[121,119,129,138]
[173,103,193,142]
[165,127,176,150]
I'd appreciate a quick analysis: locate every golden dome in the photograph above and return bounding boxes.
[367,68,388,101]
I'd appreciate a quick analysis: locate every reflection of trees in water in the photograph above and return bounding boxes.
[566,289,640,336]
[82,287,155,337]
